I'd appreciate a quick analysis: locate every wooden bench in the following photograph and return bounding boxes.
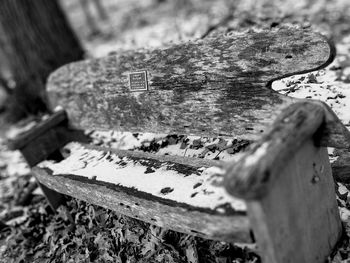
[9,28,350,262]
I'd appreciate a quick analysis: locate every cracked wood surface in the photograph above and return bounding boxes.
[46,28,350,148]
[34,142,252,242]
[38,142,245,214]
[224,101,332,199]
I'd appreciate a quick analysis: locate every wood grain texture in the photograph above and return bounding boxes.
[16,125,89,167]
[37,142,246,215]
[84,143,222,168]
[7,110,67,150]
[46,28,350,148]
[247,140,341,263]
[224,101,328,199]
[32,166,252,243]
[8,109,90,166]
[19,127,66,167]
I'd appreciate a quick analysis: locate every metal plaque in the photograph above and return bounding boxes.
[128,71,148,91]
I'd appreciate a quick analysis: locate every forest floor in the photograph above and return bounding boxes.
[1,0,350,262]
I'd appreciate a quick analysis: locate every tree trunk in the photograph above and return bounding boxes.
[0,0,84,121]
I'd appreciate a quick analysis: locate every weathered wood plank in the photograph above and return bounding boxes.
[7,110,67,150]
[33,142,252,242]
[224,101,344,199]
[83,143,222,168]
[46,28,350,148]
[7,109,90,167]
[31,131,342,253]
[87,130,350,183]
[87,131,250,161]
[19,127,67,167]
[247,140,341,263]
[37,142,246,215]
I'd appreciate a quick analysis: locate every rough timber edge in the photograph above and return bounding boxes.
[265,30,336,88]
[36,141,245,216]
[32,166,253,243]
[265,32,350,149]
[44,28,344,141]
[246,139,342,263]
[224,100,350,200]
[45,28,336,97]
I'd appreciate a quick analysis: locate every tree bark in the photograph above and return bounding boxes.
[0,0,84,120]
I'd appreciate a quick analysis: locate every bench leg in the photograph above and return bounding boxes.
[247,139,342,263]
[37,182,66,210]
[28,150,67,211]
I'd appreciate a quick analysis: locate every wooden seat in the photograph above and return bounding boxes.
[9,27,350,262]
[35,141,251,242]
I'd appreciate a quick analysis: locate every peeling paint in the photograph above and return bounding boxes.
[39,142,247,213]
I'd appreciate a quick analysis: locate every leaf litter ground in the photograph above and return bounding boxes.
[2,0,350,262]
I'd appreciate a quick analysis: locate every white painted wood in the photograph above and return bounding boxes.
[38,142,246,213]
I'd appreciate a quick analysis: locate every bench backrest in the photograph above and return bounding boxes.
[46,29,336,142]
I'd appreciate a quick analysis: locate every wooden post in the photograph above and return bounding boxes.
[247,140,341,263]
[224,102,344,262]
